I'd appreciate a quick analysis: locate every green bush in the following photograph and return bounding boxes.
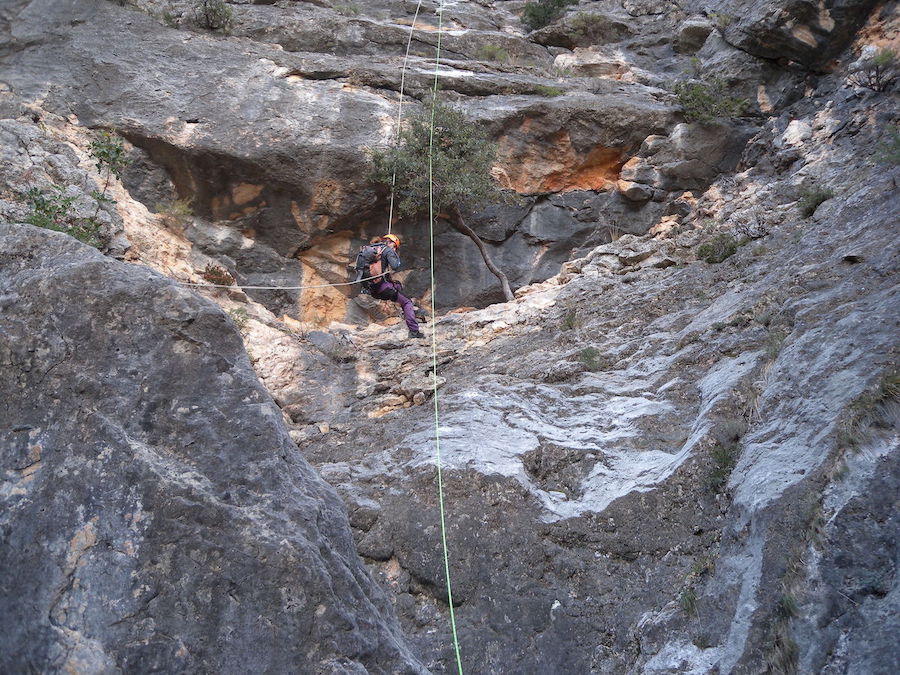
[193,0,233,31]
[797,187,834,218]
[24,186,106,248]
[24,186,75,232]
[696,233,738,263]
[672,79,748,123]
[88,130,128,219]
[522,0,577,32]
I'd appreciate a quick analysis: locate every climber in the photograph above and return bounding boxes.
[356,233,425,339]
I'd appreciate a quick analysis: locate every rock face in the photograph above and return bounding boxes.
[0,224,425,673]
[2,0,898,672]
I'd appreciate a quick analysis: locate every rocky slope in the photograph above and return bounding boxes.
[2,0,899,673]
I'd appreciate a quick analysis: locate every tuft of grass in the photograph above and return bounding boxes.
[475,44,510,63]
[578,347,609,372]
[534,84,565,97]
[334,2,359,17]
[561,307,579,331]
[705,442,738,491]
[680,588,697,616]
[156,197,194,222]
[228,307,249,329]
[708,12,734,29]
[692,633,713,649]
[875,125,900,165]
[777,593,800,619]
[837,369,900,453]
[797,187,834,218]
[767,627,799,674]
[696,233,738,263]
[765,330,787,360]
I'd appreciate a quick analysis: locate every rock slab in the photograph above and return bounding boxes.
[0,224,424,674]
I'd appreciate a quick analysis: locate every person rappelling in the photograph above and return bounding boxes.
[355,233,426,340]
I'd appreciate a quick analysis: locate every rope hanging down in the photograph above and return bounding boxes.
[387,0,425,235]
[426,2,464,674]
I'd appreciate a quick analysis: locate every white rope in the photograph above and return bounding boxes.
[387,0,425,234]
[177,273,385,291]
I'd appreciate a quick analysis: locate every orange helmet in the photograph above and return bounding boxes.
[383,233,401,248]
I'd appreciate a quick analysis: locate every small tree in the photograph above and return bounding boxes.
[88,130,128,218]
[370,100,515,302]
[193,0,234,32]
[848,48,897,92]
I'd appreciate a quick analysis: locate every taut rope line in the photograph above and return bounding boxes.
[387,0,425,235]
[426,2,464,674]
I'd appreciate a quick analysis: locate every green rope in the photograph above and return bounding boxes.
[427,2,463,673]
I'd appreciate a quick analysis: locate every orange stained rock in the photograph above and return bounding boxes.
[496,126,625,193]
[296,231,355,325]
[232,182,264,206]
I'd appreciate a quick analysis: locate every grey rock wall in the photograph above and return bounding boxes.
[0,224,425,673]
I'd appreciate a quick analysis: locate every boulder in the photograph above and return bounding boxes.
[0,223,424,673]
[716,0,881,68]
[674,16,714,54]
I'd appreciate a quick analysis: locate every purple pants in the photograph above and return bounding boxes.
[372,280,419,332]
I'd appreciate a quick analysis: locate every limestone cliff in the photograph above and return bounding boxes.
[1,0,898,673]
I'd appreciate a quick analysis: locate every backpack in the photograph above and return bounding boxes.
[354,243,388,286]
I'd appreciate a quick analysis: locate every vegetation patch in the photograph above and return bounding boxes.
[193,0,233,32]
[679,588,697,616]
[577,347,609,372]
[521,0,577,32]
[228,307,249,330]
[533,84,565,97]
[875,124,900,165]
[705,441,738,491]
[156,197,194,223]
[24,186,106,249]
[848,48,897,92]
[797,187,834,218]
[475,44,510,63]
[561,307,579,331]
[202,263,235,286]
[696,232,738,263]
[837,369,899,453]
[334,2,359,17]
[672,78,748,123]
